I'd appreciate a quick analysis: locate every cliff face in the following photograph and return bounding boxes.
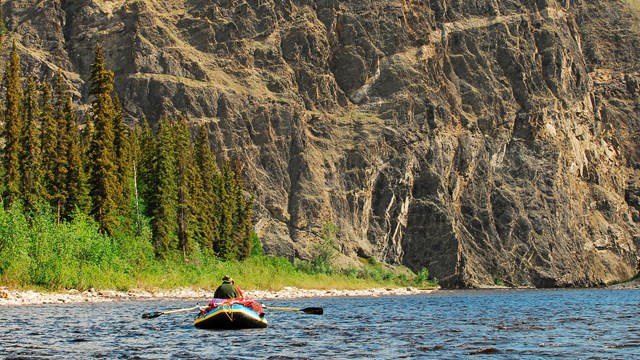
[4,0,639,288]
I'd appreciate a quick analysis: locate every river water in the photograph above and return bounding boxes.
[1,288,639,359]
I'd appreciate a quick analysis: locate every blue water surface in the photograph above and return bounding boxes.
[1,288,639,359]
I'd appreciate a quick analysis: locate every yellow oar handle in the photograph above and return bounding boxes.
[265,306,300,311]
[161,306,205,315]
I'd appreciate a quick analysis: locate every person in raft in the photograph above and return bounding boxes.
[205,275,263,317]
[214,275,240,299]
[231,279,245,299]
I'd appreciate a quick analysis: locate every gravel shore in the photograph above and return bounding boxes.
[608,278,640,289]
[0,286,437,306]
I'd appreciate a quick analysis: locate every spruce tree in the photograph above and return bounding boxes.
[53,76,70,221]
[40,80,58,205]
[153,116,178,257]
[20,75,44,211]
[232,161,254,259]
[87,45,118,235]
[137,117,157,217]
[194,124,218,253]
[53,70,67,118]
[2,41,22,208]
[63,95,90,218]
[186,144,205,253]
[53,72,68,216]
[217,161,238,260]
[113,94,133,216]
[174,116,195,256]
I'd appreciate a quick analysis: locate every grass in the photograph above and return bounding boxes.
[133,256,406,292]
[0,203,437,293]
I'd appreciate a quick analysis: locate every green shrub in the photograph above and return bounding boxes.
[413,268,430,287]
[0,204,33,286]
[250,231,263,257]
[312,223,338,274]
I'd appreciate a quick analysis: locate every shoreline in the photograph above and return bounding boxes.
[1,281,636,306]
[0,286,438,306]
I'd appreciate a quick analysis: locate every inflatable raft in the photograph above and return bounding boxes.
[194,299,267,330]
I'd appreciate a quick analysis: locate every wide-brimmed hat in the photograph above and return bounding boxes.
[222,275,232,282]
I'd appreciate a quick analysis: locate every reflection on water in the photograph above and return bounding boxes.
[1,289,639,359]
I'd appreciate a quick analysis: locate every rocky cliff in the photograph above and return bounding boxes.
[3,0,639,288]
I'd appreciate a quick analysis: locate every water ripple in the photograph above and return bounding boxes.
[1,289,640,358]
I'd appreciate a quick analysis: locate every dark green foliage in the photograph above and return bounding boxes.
[136,117,157,218]
[194,125,219,253]
[173,118,189,253]
[87,45,119,235]
[152,117,178,257]
[40,80,58,207]
[20,76,44,211]
[217,161,238,260]
[233,161,254,259]
[3,41,22,207]
[63,96,91,218]
[174,116,198,256]
[137,121,254,261]
[112,94,134,215]
[208,160,255,260]
[53,75,70,222]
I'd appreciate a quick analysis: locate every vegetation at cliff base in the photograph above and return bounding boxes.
[0,203,432,291]
[0,40,437,292]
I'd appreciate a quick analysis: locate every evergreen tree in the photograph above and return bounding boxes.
[87,45,118,235]
[153,116,178,257]
[174,116,194,256]
[208,159,254,260]
[2,41,22,208]
[194,124,218,253]
[217,161,238,260]
[186,144,205,253]
[137,117,157,217]
[53,70,67,117]
[53,75,70,221]
[62,95,90,218]
[20,75,44,211]
[112,94,133,216]
[40,80,58,205]
[232,161,254,259]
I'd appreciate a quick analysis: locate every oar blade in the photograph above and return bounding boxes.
[264,305,323,315]
[301,307,323,315]
[142,311,163,319]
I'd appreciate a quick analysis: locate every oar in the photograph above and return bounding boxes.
[142,305,205,319]
[264,306,323,315]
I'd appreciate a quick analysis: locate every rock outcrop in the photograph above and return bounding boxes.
[3,0,639,288]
